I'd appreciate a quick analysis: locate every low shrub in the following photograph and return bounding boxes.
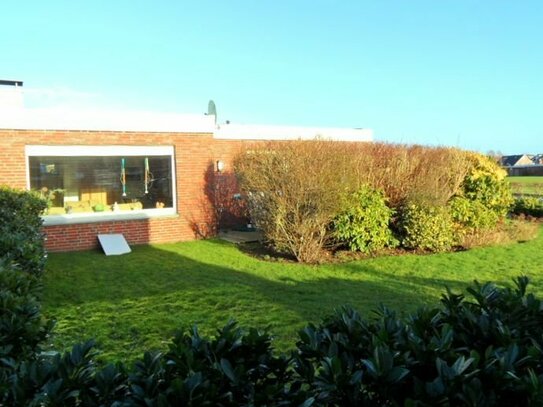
[0,186,47,277]
[0,262,51,362]
[234,141,356,263]
[398,203,456,252]
[294,276,543,406]
[512,197,543,218]
[449,196,500,232]
[0,187,52,402]
[129,322,303,406]
[462,152,514,218]
[4,340,131,406]
[449,196,500,247]
[333,186,397,253]
[4,324,306,406]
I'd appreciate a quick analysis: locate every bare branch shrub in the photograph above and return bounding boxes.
[355,143,469,207]
[234,140,356,263]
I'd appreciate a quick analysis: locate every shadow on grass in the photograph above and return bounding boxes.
[44,239,468,326]
[42,233,543,362]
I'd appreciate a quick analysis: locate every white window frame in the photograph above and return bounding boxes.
[25,145,177,225]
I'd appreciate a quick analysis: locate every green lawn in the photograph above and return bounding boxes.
[43,228,543,363]
[508,176,543,195]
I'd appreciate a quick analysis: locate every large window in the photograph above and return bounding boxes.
[26,146,176,222]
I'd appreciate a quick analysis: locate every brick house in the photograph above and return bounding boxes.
[0,80,372,252]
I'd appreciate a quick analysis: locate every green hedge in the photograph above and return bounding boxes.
[512,197,543,218]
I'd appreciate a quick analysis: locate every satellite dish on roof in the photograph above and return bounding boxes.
[208,100,217,124]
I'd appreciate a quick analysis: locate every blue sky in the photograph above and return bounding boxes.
[2,1,541,154]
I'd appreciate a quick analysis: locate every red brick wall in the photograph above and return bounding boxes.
[0,129,247,252]
[44,217,184,252]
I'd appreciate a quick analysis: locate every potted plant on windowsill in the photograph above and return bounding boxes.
[93,203,105,212]
[38,187,64,215]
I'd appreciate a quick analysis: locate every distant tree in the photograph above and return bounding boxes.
[486,149,503,163]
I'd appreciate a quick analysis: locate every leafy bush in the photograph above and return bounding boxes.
[449,196,500,236]
[4,324,307,406]
[333,186,397,253]
[399,203,456,252]
[462,152,514,218]
[512,197,543,218]
[0,262,51,362]
[294,276,543,406]
[128,322,303,406]
[4,340,129,406]
[0,188,50,363]
[0,187,53,404]
[0,186,47,277]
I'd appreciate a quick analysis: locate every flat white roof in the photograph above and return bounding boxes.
[214,123,373,142]
[0,107,373,141]
[0,107,216,133]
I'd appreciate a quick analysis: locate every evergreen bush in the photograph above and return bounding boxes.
[333,186,397,253]
[449,196,500,237]
[0,186,47,277]
[462,153,514,218]
[0,187,52,403]
[399,203,456,252]
[293,277,543,406]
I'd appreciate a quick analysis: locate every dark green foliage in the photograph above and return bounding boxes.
[399,203,456,252]
[0,186,47,277]
[4,325,308,406]
[0,187,52,396]
[0,187,52,405]
[333,186,397,253]
[294,276,543,406]
[0,262,52,363]
[127,322,306,406]
[4,340,129,406]
[512,197,543,218]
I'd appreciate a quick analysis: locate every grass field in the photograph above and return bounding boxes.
[508,176,543,195]
[43,227,543,363]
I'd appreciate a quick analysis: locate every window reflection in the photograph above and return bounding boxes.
[29,156,173,215]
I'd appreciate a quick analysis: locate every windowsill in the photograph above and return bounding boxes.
[42,208,178,226]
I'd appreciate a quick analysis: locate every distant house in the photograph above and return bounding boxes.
[501,154,534,167]
[501,154,543,176]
